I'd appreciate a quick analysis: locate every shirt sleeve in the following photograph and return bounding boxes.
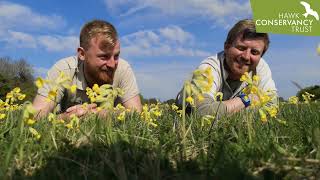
[118,64,140,103]
[256,59,278,106]
[37,64,66,104]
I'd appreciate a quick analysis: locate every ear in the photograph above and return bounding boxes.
[77,47,86,61]
[224,43,231,51]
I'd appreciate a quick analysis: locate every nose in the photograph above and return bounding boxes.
[241,49,251,62]
[106,56,118,69]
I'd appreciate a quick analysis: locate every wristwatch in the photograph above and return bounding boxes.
[238,92,251,108]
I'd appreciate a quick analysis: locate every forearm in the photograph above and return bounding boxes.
[222,97,245,113]
[195,94,228,116]
[195,94,246,116]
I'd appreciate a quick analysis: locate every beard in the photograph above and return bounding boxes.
[84,64,116,86]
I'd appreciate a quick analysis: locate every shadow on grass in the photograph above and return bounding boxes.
[9,140,282,180]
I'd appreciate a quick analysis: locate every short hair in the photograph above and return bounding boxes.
[224,19,270,56]
[79,19,118,50]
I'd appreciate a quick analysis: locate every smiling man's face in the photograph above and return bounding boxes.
[79,35,120,86]
[224,35,265,80]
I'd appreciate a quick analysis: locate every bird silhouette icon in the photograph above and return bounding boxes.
[300,1,319,21]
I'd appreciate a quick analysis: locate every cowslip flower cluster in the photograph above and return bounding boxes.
[114,104,128,121]
[23,103,41,140]
[35,71,74,102]
[302,92,315,103]
[184,67,213,106]
[65,114,80,129]
[171,103,183,117]
[240,72,278,122]
[0,87,26,120]
[86,84,124,110]
[140,103,162,127]
[288,96,299,104]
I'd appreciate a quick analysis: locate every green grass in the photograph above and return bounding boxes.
[1,102,320,179]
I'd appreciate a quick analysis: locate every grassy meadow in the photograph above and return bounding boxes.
[0,100,320,179]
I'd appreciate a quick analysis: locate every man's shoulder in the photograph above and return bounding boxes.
[117,58,132,71]
[53,56,78,71]
[199,52,222,69]
[256,57,271,72]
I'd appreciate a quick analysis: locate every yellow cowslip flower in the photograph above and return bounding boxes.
[92,84,100,93]
[153,110,162,117]
[70,84,77,94]
[13,87,21,93]
[171,104,179,111]
[55,119,65,124]
[5,87,25,104]
[23,104,36,121]
[259,94,271,105]
[317,44,320,55]
[214,92,223,101]
[35,77,47,89]
[197,94,204,102]
[250,86,258,94]
[18,94,26,101]
[240,72,250,82]
[201,115,215,127]
[117,111,126,121]
[288,96,299,104]
[48,113,56,122]
[65,114,80,129]
[252,75,260,83]
[302,92,315,103]
[0,113,6,120]
[29,127,41,140]
[65,123,73,129]
[115,104,125,111]
[186,96,194,106]
[266,106,278,118]
[259,109,267,123]
[47,89,57,102]
[26,119,36,125]
[56,71,72,89]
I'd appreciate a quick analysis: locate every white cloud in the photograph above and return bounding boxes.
[159,26,194,44]
[121,26,210,57]
[0,1,76,53]
[37,35,78,52]
[0,1,66,31]
[0,30,78,53]
[4,30,37,48]
[105,0,251,27]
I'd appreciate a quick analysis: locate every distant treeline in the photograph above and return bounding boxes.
[0,57,37,102]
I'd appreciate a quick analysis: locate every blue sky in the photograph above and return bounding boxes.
[0,0,320,101]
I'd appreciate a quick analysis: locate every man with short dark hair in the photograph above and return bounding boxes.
[33,19,142,118]
[177,19,277,116]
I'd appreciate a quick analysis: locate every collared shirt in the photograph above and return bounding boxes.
[198,51,277,100]
[176,51,278,116]
[37,56,139,112]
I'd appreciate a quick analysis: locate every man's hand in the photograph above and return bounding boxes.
[64,103,98,118]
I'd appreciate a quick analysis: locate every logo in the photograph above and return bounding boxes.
[300,1,319,21]
[250,0,320,36]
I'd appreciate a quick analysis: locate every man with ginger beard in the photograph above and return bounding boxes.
[176,19,278,116]
[33,19,142,118]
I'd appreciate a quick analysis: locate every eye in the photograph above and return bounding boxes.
[114,53,120,60]
[98,54,111,61]
[251,49,261,56]
[235,45,247,51]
